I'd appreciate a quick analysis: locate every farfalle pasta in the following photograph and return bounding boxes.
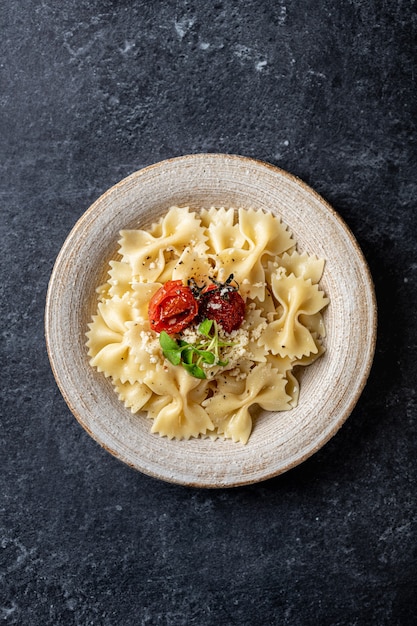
[86,206,329,443]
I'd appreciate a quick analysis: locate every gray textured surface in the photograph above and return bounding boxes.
[1,1,416,624]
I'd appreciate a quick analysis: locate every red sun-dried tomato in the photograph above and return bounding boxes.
[148,280,198,334]
[198,276,245,334]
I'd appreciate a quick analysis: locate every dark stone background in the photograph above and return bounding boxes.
[1,1,416,624]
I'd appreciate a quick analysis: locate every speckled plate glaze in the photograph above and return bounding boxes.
[45,154,377,488]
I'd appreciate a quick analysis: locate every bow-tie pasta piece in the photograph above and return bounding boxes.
[114,380,153,414]
[107,260,133,298]
[86,294,143,384]
[119,207,208,282]
[203,364,292,443]
[275,251,325,284]
[211,208,295,301]
[171,245,213,283]
[144,364,213,439]
[201,207,246,253]
[259,273,329,359]
[131,282,162,320]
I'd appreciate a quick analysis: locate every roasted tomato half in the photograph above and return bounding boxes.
[198,276,245,333]
[148,280,198,334]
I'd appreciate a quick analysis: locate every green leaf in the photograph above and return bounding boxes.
[198,318,213,337]
[181,346,194,365]
[159,331,179,352]
[163,349,182,366]
[196,350,215,364]
[158,319,232,379]
[182,362,207,379]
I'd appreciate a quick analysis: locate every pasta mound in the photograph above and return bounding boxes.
[86,206,329,444]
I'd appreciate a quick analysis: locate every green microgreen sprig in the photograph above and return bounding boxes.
[159,319,235,379]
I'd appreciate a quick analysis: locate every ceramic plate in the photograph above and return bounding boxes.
[45,154,376,487]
